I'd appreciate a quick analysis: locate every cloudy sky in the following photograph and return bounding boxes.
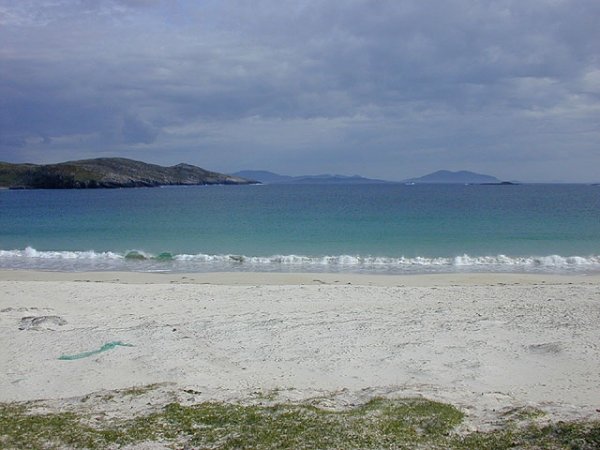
[1,0,598,182]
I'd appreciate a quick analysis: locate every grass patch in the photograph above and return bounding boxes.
[0,404,117,449]
[158,397,463,448]
[453,421,600,449]
[1,395,599,449]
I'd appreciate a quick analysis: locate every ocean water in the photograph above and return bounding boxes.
[1,184,599,274]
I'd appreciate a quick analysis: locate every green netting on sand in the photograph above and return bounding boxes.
[58,341,134,360]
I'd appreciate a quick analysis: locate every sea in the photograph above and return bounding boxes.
[1,183,599,274]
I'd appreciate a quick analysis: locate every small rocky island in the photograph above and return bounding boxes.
[0,158,257,189]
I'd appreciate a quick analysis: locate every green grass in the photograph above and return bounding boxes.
[1,395,599,449]
[453,421,600,449]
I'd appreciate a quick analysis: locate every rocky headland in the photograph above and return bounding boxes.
[0,158,256,189]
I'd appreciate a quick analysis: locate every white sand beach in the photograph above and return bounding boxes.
[1,270,599,427]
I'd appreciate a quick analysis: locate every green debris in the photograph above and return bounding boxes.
[58,341,134,360]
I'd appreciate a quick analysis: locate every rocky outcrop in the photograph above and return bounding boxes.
[19,315,67,330]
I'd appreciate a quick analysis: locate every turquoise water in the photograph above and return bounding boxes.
[1,184,599,273]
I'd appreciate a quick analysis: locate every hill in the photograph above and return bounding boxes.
[0,158,256,189]
[404,170,500,184]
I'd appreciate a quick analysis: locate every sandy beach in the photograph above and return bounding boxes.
[1,270,599,429]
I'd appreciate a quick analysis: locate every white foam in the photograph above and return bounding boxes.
[1,247,600,273]
[1,247,122,260]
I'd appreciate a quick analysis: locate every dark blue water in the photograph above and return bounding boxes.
[1,184,599,273]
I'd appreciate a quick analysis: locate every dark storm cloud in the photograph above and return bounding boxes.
[0,0,598,181]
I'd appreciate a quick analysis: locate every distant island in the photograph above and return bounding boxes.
[403,170,502,184]
[234,169,508,185]
[0,158,256,189]
[233,170,390,184]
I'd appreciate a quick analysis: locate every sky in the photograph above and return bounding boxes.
[0,1,599,182]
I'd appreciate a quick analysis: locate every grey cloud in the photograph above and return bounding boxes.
[113,115,160,145]
[0,0,598,181]
[0,0,160,26]
[0,135,27,148]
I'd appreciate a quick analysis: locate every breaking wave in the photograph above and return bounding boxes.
[1,247,599,274]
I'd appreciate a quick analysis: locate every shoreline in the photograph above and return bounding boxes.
[1,269,599,430]
[2,268,600,285]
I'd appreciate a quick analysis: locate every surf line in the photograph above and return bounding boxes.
[58,341,134,360]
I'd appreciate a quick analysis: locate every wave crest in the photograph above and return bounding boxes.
[1,247,599,273]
